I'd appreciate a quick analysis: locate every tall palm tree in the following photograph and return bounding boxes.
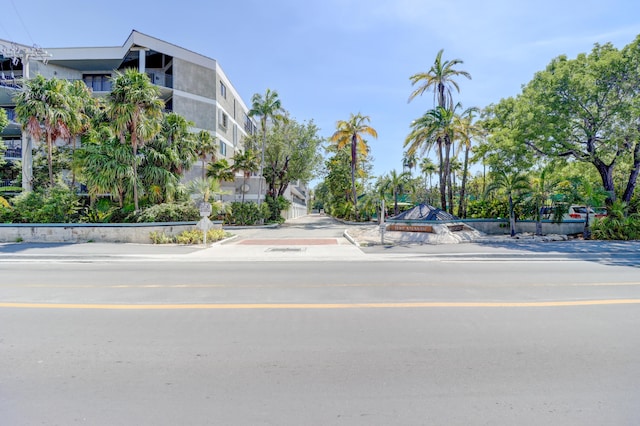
[486,169,530,237]
[454,107,482,218]
[249,89,286,205]
[194,130,217,180]
[14,75,72,187]
[108,69,164,211]
[405,106,454,211]
[330,113,378,219]
[408,49,471,111]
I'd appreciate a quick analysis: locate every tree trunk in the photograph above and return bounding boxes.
[438,142,446,211]
[622,140,640,204]
[132,141,139,211]
[444,140,453,214]
[47,134,54,187]
[536,205,543,236]
[594,161,616,204]
[457,145,470,218]
[351,135,358,219]
[509,195,516,237]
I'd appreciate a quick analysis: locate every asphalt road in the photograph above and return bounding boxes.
[1,215,640,425]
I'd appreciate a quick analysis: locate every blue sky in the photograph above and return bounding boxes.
[2,0,640,182]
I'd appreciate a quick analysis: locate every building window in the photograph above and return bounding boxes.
[219,110,228,130]
[83,74,112,92]
[219,140,227,156]
[220,81,227,99]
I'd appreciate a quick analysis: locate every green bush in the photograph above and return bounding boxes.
[4,185,82,223]
[227,201,263,225]
[131,202,200,223]
[591,202,640,240]
[264,195,291,223]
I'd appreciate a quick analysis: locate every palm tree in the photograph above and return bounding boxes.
[405,106,454,211]
[231,149,259,203]
[76,131,135,208]
[207,158,235,183]
[249,89,286,205]
[385,169,410,215]
[108,69,164,211]
[194,130,217,180]
[454,107,482,218]
[528,166,559,236]
[402,151,417,177]
[485,169,530,237]
[14,75,72,187]
[330,113,378,219]
[420,157,437,191]
[66,80,97,188]
[408,49,471,111]
[159,112,197,176]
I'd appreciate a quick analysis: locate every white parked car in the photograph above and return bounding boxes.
[541,205,607,223]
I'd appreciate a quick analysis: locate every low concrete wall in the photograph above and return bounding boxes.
[386,219,586,236]
[0,222,204,244]
[460,219,585,235]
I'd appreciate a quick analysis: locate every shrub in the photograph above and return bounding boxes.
[227,201,263,225]
[6,185,82,223]
[132,202,200,223]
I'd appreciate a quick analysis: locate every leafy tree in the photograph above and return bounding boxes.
[508,38,640,206]
[330,113,378,219]
[485,169,530,237]
[263,118,323,199]
[108,69,164,211]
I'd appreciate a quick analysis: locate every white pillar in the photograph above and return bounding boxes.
[138,48,146,73]
[21,133,33,191]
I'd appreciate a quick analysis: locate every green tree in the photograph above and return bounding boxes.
[108,69,164,211]
[507,38,640,206]
[485,169,530,237]
[14,75,72,187]
[330,113,378,219]
[263,119,323,199]
[249,89,286,205]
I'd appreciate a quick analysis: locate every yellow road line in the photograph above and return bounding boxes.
[1,300,640,310]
